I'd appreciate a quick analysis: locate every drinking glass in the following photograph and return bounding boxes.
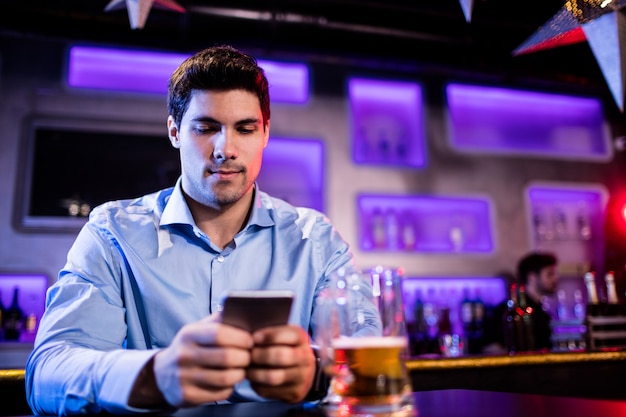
[314,266,415,417]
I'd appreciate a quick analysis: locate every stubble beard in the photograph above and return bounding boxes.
[197,173,251,208]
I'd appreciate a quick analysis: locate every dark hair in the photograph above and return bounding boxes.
[517,252,558,284]
[167,45,270,128]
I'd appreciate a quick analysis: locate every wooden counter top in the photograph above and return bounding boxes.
[406,350,626,371]
[406,350,626,400]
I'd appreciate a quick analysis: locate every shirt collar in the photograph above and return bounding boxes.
[160,178,195,227]
[160,178,275,230]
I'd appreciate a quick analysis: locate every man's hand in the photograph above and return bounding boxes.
[246,325,316,403]
[130,315,254,408]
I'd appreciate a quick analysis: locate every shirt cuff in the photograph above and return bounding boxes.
[99,349,163,413]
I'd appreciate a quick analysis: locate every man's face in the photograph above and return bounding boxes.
[536,264,559,296]
[168,89,269,209]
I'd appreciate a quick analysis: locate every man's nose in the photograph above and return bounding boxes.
[213,128,237,161]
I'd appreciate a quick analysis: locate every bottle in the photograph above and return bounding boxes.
[469,288,486,354]
[411,290,428,355]
[377,131,391,160]
[533,209,547,241]
[472,288,485,334]
[584,272,601,317]
[400,210,416,251]
[573,289,585,320]
[604,271,621,316]
[438,306,462,357]
[449,224,464,252]
[438,306,452,337]
[584,272,603,350]
[576,201,592,240]
[460,287,485,354]
[423,287,439,353]
[460,287,474,335]
[517,284,535,352]
[553,205,568,240]
[503,283,524,354]
[370,208,386,249]
[3,287,24,341]
[556,289,568,320]
[384,208,400,251]
[0,290,4,340]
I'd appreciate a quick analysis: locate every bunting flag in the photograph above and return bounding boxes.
[104,0,185,30]
[513,0,626,111]
[458,0,474,23]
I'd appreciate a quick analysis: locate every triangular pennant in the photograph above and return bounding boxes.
[513,8,585,56]
[104,0,185,30]
[512,1,626,110]
[129,0,155,29]
[458,0,474,23]
[153,0,185,13]
[583,11,626,111]
[103,0,126,12]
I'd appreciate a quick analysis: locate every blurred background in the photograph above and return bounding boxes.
[1,0,626,360]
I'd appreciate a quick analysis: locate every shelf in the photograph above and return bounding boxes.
[525,182,608,268]
[357,194,494,253]
[446,83,612,161]
[256,137,325,212]
[348,77,426,168]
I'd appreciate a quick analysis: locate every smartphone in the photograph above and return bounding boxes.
[221,290,295,332]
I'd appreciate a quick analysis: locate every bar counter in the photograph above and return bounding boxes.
[8,389,626,417]
[173,389,626,417]
[406,350,626,399]
[3,350,626,415]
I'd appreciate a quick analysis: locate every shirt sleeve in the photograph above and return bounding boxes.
[25,222,162,415]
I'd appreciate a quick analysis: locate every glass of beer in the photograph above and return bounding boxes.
[315,266,415,417]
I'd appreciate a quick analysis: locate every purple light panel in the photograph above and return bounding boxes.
[349,78,426,168]
[525,183,608,269]
[446,83,611,160]
[527,186,607,206]
[402,277,507,323]
[258,60,309,104]
[0,273,49,342]
[358,194,494,253]
[67,46,310,103]
[68,47,185,95]
[256,137,324,212]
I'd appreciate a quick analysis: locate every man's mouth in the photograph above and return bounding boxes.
[209,168,242,179]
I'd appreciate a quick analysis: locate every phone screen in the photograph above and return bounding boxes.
[221,290,294,332]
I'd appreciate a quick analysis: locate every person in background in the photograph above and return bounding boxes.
[25,45,374,415]
[482,251,559,354]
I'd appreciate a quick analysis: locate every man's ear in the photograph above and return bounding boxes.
[167,116,181,149]
[263,119,270,149]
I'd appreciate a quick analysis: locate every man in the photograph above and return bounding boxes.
[516,251,559,350]
[26,45,365,414]
[482,251,559,353]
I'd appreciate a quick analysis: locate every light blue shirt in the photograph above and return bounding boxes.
[25,180,360,415]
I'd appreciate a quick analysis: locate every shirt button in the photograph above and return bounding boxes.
[217,255,225,263]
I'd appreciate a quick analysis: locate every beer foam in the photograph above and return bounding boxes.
[331,336,407,349]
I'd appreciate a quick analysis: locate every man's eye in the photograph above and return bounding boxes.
[194,125,219,134]
[239,125,258,134]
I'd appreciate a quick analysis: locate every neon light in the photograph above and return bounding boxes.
[357,194,494,253]
[0,273,49,342]
[446,83,611,160]
[67,46,310,104]
[349,78,426,168]
[258,137,324,212]
[402,277,508,317]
